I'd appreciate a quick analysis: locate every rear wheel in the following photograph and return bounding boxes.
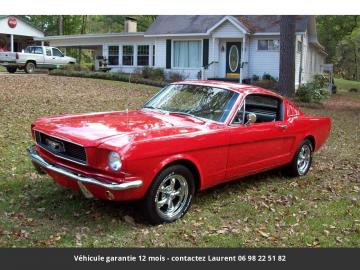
[25,62,36,74]
[287,139,313,176]
[143,164,195,224]
[6,66,17,73]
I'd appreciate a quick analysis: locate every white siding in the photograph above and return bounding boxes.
[212,21,245,38]
[302,40,326,84]
[154,38,166,68]
[248,36,280,80]
[295,34,307,87]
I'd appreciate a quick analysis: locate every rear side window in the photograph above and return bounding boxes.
[33,47,43,54]
[46,48,52,56]
[233,94,283,124]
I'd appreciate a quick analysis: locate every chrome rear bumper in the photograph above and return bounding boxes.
[27,145,143,191]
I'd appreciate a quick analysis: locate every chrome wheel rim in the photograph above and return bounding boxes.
[28,63,35,73]
[155,173,189,219]
[297,144,311,175]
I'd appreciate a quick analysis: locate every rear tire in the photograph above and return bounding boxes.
[287,139,313,177]
[6,66,17,73]
[142,164,195,224]
[25,62,36,74]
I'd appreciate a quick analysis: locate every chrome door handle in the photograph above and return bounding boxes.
[277,124,288,129]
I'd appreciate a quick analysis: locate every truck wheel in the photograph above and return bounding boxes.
[6,67,17,73]
[287,139,313,177]
[142,164,195,224]
[25,62,36,74]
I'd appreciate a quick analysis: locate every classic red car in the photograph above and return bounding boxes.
[28,81,331,224]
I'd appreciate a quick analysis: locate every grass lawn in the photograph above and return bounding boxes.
[0,75,359,247]
[335,78,360,91]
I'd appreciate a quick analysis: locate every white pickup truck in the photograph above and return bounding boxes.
[0,46,76,73]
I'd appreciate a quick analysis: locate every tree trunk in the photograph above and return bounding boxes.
[58,16,63,35]
[278,16,296,97]
[78,16,88,65]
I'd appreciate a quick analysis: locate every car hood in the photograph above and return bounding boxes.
[33,110,208,147]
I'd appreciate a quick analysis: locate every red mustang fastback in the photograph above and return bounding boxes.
[28,81,331,224]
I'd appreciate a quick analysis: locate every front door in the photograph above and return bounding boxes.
[226,42,241,79]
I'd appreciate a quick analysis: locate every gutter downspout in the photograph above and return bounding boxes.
[298,34,304,87]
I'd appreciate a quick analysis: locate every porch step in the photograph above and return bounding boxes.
[207,77,240,83]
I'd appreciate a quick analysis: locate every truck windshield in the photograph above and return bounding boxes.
[143,84,239,123]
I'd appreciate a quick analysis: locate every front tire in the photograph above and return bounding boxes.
[287,139,313,177]
[6,66,17,73]
[143,165,195,224]
[25,62,36,74]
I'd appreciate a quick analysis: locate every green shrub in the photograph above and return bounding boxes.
[296,74,329,103]
[252,79,278,91]
[49,70,167,87]
[61,64,93,72]
[296,82,328,103]
[312,74,328,88]
[262,73,276,81]
[168,72,185,82]
[251,74,260,82]
[141,66,165,81]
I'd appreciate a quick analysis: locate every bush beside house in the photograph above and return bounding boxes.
[295,74,329,103]
[49,69,168,87]
[251,73,279,91]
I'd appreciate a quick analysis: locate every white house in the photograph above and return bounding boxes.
[0,16,44,52]
[36,16,327,86]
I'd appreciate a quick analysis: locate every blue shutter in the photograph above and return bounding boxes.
[166,39,171,69]
[203,39,209,68]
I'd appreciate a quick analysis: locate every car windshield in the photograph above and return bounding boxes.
[143,84,239,123]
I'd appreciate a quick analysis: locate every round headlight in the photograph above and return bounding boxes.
[108,151,122,171]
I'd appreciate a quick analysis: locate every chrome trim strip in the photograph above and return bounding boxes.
[27,146,143,191]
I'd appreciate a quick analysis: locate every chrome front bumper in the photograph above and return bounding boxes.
[27,145,143,191]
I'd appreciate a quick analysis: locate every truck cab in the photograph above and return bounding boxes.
[0,46,76,73]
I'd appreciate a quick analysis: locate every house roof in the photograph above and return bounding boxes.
[145,15,309,36]
[0,15,44,34]
[35,32,145,41]
[145,16,225,36]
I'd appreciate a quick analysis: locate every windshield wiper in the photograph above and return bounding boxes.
[168,111,206,123]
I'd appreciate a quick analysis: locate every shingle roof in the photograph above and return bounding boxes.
[145,15,309,35]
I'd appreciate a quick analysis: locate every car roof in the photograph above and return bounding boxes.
[172,80,283,99]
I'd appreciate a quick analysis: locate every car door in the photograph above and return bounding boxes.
[51,48,66,66]
[44,48,55,68]
[226,94,294,180]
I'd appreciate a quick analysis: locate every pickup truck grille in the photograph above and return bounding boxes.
[35,131,87,165]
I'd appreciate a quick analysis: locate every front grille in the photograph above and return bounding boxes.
[35,131,87,165]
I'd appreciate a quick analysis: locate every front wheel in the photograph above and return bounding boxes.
[6,66,17,73]
[287,139,313,176]
[143,165,195,224]
[25,62,36,74]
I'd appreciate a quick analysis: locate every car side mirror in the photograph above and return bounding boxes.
[245,113,257,125]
